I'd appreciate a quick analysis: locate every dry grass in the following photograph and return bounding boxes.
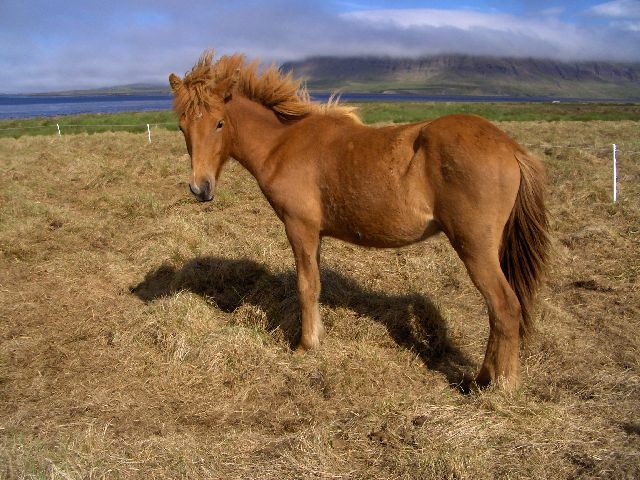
[0,121,639,479]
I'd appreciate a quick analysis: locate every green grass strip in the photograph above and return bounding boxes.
[1,102,639,138]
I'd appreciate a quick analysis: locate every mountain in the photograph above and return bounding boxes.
[22,56,640,100]
[280,55,640,100]
[25,83,170,96]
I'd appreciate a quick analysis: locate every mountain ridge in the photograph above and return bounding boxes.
[12,55,640,100]
[281,55,640,100]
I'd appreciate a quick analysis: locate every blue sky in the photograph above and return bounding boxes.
[1,0,639,93]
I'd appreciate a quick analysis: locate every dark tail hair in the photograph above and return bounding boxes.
[500,151,550,339]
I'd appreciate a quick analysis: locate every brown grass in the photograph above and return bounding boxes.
[1,121,639,479]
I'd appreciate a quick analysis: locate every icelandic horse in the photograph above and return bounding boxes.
[168,51,549,389]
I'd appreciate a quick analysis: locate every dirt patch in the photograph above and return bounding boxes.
[571,279,614,292]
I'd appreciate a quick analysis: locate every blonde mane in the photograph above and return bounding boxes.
[172,50,360,122]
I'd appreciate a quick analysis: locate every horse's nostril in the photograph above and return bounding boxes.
[189,180,213,202]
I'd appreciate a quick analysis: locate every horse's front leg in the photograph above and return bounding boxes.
[285,219,324,351]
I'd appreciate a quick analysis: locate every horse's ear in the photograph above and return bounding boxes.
[169,73,182,93]
[222,69,240,100]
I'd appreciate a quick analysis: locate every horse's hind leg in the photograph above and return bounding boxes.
[454,238,522,389]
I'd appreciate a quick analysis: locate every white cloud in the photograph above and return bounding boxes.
[345,8,497,29]
[585,1,640,34]
[341,8,576,47]
[343,8,537,31]
[339,7,617,61]
[586,0,640,18]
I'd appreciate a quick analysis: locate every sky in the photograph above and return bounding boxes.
[1,0,639,93]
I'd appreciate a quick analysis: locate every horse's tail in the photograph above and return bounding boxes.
[500,151,550,339]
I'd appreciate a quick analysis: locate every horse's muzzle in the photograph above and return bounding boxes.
[189,180,214,202]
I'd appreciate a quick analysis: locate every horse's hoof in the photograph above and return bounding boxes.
[294,339,319,353]
[474,370,492,389]
[474,370,519,391]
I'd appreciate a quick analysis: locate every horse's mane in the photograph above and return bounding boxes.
[172,50,360,122]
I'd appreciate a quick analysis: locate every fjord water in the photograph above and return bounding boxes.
[0,93,573,120]
[0,94,173,120]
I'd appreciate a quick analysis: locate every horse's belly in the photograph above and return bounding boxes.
[320,158,437,247]
[325,208,439,248]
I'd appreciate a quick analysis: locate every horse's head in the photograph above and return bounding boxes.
[169,69,239,202]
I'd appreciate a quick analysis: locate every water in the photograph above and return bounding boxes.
[0,94,173,120]
[313,93,565,103]
[0,92,587,120]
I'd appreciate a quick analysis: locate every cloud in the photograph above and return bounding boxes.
[340,7,640,61]
[1,0,640,93]
[584,0,640,32]
[343,8,537,30]
[586,0,640,18]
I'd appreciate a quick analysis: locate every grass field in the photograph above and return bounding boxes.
[1,112,639,478]
[1,101,639,138]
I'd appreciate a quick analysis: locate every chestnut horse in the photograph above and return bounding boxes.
[169,51,549,389]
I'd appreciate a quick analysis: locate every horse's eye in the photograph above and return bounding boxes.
[216,119,224,130]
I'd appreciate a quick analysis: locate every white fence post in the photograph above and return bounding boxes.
[147,124,151,143]
[613,144,617,203]
[56,123,61,137]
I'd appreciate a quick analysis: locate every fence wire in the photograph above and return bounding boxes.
[0,122,175,132]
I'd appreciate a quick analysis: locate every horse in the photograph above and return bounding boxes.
[168,50,549,389]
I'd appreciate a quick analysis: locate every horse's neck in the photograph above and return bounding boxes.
[226,95,283,179]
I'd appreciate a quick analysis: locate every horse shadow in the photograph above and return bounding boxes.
[129,256,476,390]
